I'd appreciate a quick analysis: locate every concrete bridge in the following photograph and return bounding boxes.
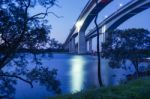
[64,0,150,54]
[63,0,113,53]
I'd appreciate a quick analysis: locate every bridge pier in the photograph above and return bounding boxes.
[78,32,87,54]
[69,38,76,53]
[75,43,78,53]
[89,39,93,53]
[71,38,76,53]
[69,41,72,52]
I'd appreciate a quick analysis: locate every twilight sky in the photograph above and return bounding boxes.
[31,0,150,43]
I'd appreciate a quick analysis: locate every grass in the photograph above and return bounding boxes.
[51,77,150,99]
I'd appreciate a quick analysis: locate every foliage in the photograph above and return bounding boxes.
[0,0,55,68]
[49,38,63,49]
[52,77,150,99]
[101,28,150,75]
[0,0,61,98]
[0,53,61,98]
[27,67,61,93]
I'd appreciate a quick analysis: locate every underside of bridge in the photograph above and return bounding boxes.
[64,0,150,54]
[64,0,112,54]
[86,0,150,40]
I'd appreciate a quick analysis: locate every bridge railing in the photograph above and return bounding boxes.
[99,0,139,26]
[86,0,139,36]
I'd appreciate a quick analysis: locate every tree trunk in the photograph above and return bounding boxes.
[132,60,140,78]
[94,2,103,86]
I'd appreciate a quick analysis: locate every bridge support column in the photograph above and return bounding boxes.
[71,38,76,53]
[69,41,72,52]
[78,32,87,54]
[89,39,92,53]
[68,38,76,53]
[64,44,69,52]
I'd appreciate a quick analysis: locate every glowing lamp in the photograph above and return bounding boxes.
[119,3,123,7]
[76,20,83,32]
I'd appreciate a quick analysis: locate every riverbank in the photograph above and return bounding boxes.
[52,76,150,99]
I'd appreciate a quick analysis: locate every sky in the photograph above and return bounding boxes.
[31,0,150,43]
[47,0,89,42]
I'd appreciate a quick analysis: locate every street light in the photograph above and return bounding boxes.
[119,3,123,7]
[76,20,84,32]
[104,15,108,18]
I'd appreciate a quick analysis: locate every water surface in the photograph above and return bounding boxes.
[12,53,130,99]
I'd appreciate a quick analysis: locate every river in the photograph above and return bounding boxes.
[4,53,135,99]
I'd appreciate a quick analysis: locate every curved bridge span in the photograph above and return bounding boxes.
[64,0,150,54]
[64,0,113,53]
[86,0,150,40]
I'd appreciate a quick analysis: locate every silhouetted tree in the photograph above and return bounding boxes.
[0,0,61,98]
[94,0,103,86]
[101,28,150,77]
[0,0,59,69]
[49,38,63,49]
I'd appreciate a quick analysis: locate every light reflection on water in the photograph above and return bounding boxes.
[12,53,134,99]
[70,56,86,92]
[13,54,100,99]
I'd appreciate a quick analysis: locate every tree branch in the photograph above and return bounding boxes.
[0,74,33,88]
[30,11,63,20]
[29,6,63,20]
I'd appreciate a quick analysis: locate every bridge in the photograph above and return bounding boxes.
[63,0,150,54]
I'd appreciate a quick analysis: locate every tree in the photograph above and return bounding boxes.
[101,28,150,77]
[0,0,57,68]
[49,38,63,49]
[0,0,61,98]
[94,0,103,86]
